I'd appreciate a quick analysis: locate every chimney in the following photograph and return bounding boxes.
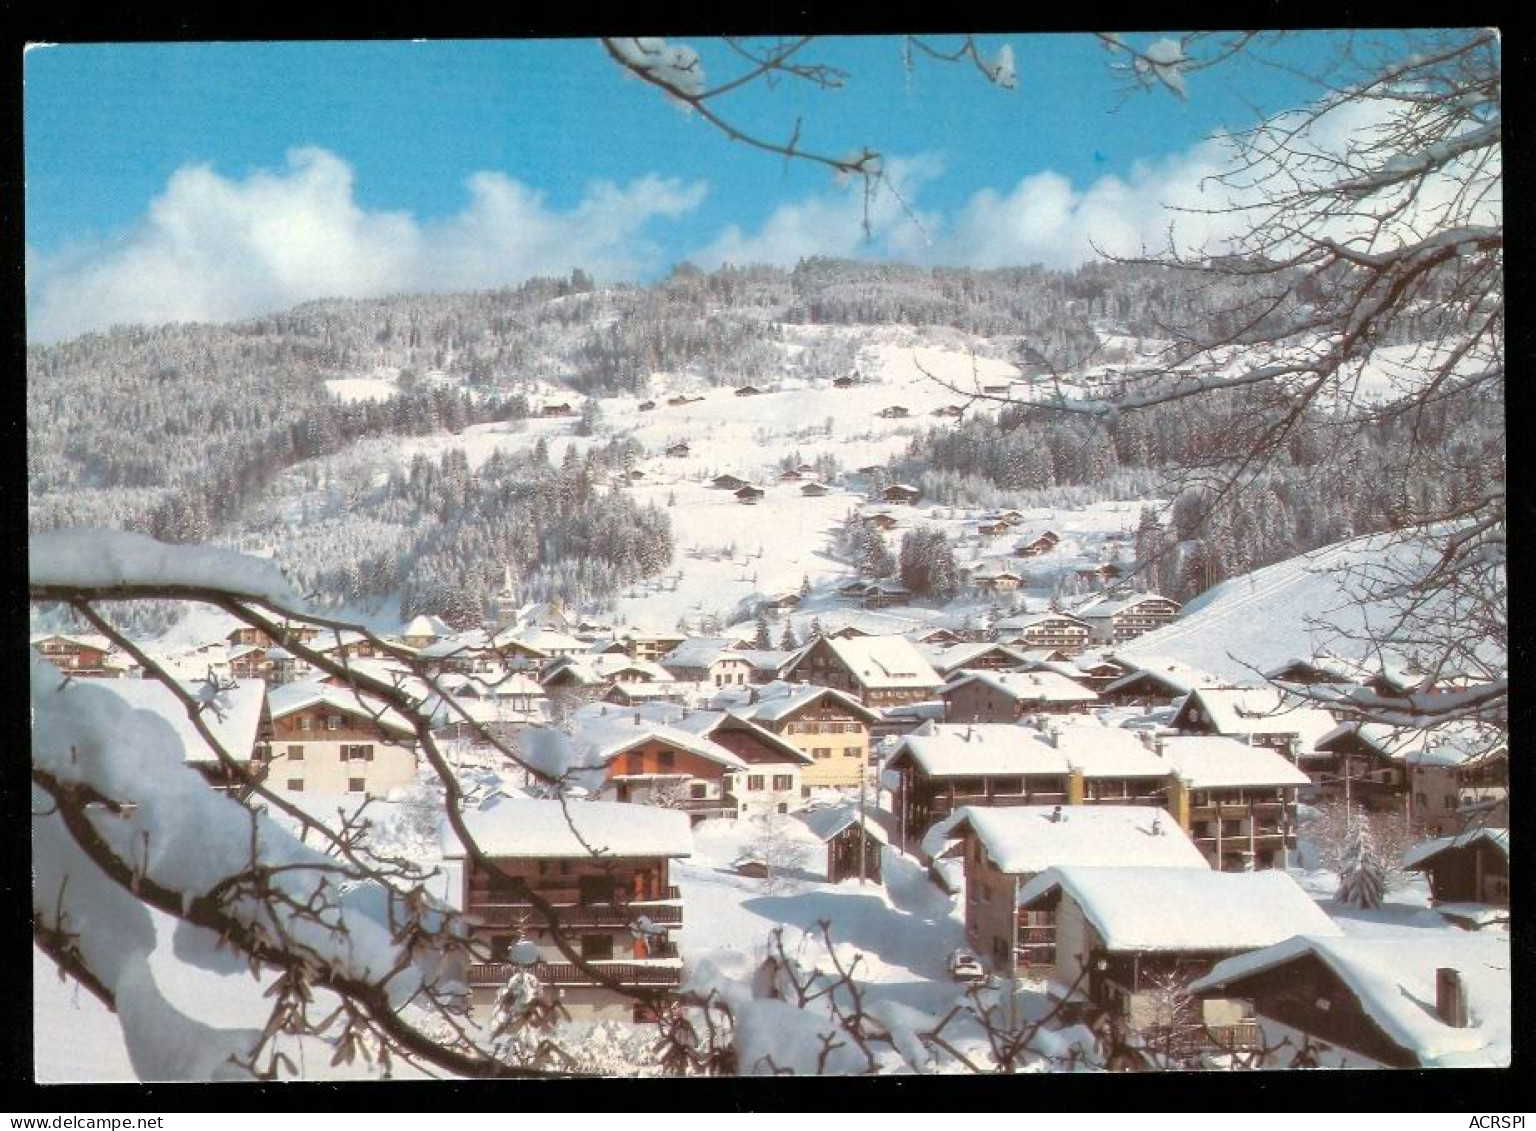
[1150,814,1163,836]
[1051,805,1064,823]
[633,711,642,727]
[1436,968,1469,1028]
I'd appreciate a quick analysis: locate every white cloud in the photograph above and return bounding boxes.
[690,155,946,269]
[941,139,1240,269]
[26,147,707,342]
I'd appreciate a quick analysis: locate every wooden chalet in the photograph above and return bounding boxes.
[1404,827,1509,907]
[832,375,859,388]
[800,481,830,497]
[1015,531,1061,557]
[1157,736,1310,871]
[881,483,921,505]
[665,442,690,457]
[712,474,751,491]
[263,681,419,798]
[1077,593,1181,645]
[540,402,575,417]
[780,633,943,709]
[638,399,657,411]
[942,670,1099,722]
[862,512,899,532]
[1191,933,1511,1068]
[735,485,766,505]
[877,405,910,419]
[956,805,1207,978]
[996,612,1092,654]
[446,799,691,1022]
[735,385,763,397]
[798,805,887,883]
[31,633,114,675]
[732,682,880,791]
[1017,867,1340,1052]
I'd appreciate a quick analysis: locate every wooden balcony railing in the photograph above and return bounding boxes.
[675,794,739,814]
[469,904,683,929]
[1141,1019,1261,1055]
[466,961,684,987]
[1017,927,1056,945]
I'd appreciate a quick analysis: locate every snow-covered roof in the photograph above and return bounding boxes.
[945,669,1099,704]
[661,636,746,669]
[442,798,694,860]
[1042,723,1173,778]
[265,680,416,737]
[1155,736,1312,789]
[400,613,452,639]
[89,677,267,765]
[1189,933,1510,1068]
[1263,653,1372,684]
[955,805,1207,875]
[1177,687,1338,748]
[802,634,943,690]
[568,705,749,770]
[1019,866,1342,951]
[1317,720,1504,767]
[1402,826,1509,870]
[30,631,113,651]
[1076,592,1177,619]
[1102,657,1222,697]
[797,804,891,846]
[578,701,811,765]
[514,627,586,653]
[995,611,1089,632]
[930,642,1032,675]
[724,681,879,724]
[890,724,1070,778]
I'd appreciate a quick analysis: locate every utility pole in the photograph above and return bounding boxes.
[858,766,868,885]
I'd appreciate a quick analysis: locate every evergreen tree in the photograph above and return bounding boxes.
[754,608,773,650]
[1335,816,1386,909]
[778,622,799,651]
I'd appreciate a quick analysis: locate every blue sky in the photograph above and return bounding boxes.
[24,34,1354,340]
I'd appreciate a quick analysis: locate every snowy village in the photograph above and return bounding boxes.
[25,32,1506,1085]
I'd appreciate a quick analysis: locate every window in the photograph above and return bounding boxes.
[579,934,615,961]
[287,779,304,792]
[690,782,708,800]
[657,750,675,771]
[299,716,313,731]
[773,774,794,791]
[748,775,765,792]
[814,747,832,760]
[327,715,342,731]
[286,744,304,760]
[348,778,366,792]
[843,747,861,759]
[626,753,642,775]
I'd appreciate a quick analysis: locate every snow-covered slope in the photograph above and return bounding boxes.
[1118,531,1505,681]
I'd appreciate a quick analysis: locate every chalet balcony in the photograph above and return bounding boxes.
[1140,1020,1261,1056]
[676,793,740,817]
[1017,926,1056,945]
[467,960,685,988]
[1085,795,1167,808]
[469,903,683,929]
